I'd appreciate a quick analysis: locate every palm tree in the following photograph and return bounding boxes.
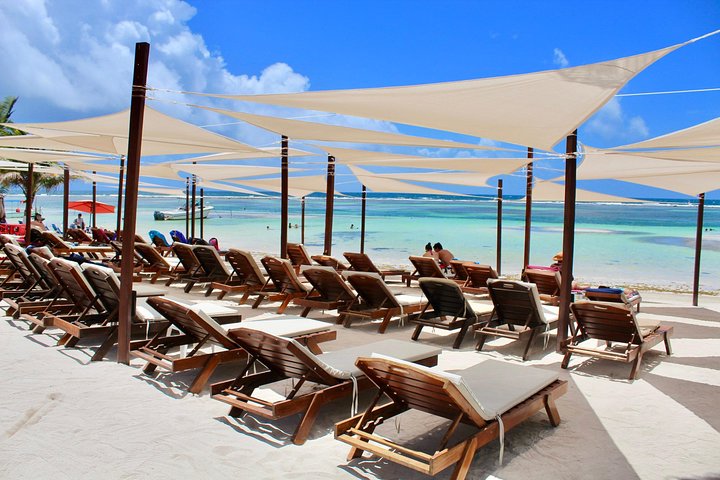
[0,96,64,223]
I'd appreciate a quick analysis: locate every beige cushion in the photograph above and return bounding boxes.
[233,316,329,337]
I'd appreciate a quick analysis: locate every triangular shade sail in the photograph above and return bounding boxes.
[626,147,720,163]
[348,166,467,196]
[178,147,315,163]
[196,180,264,195]
[614,116,720,150]
[171,163,295,181]
[225,175,329,197]
[204,42,689,150]
[0,135,112,154]
[529,181,644,202]
[357,170,494,188]
[312,145,530,173]
[3,107,269,156]
[70,161,182,180]
[0,147,105,163]
[196,105,497,150]
[577,149,720,179]
[614,173,720,196]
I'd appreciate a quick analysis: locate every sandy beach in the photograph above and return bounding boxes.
[1,273,719,480]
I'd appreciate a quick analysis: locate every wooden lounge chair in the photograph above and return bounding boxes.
[343,252,408,282]
[565,301,672,379]
[402,255,446,287]
[0,244,48,298]
[4,248,68,319]
[66,228,93,244]
[293,266,356,317]
[191,245,244,296]
[169,243,207,292]
[311,254,349,271]
[412,278,493,349]
[583,287,642,312]
[251,256,311,313]
[461,264,499,296]
[449,259,472,282]
[134,242,176,283]
[335,356,567,480]
[132,296,336,393]
[212,331,440,445]
[148,230,173,256]
[40,231,113,259]
[338,271,427,333]
[208,249,270,302]
[522,268,561,305]
[286,243,313,272]
[474,279,559,361]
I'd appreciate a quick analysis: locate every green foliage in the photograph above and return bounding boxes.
[0,96,23,136]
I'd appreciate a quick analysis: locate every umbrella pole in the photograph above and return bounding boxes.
[92,171,97,229]
[558,130,578,353]
[360,185,367,254]
[523,148,534,269]
[496,179,503,275]
[692,192,705,306]
[62,166,69,238]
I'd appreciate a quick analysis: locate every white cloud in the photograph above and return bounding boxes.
[584,98,649,141]
[553,48,569,68]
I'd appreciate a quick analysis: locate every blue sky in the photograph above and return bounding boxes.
[0,0,718,198]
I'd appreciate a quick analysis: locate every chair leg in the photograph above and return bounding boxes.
[216,290,227,300]
[561,351,572,369]
[453,323,470,350]
[300,306,311,318]
[251,295,264,309]
[411,324,423,341]
[522,328,538,361]
[450,436,478,480]
[276,296,293,314]
[475,332,488,352]
[204,285,214,297]
[188,355,221,394]
[377,312,393,334]
[292,392,324,445]
[663,332,672,355]
[544,395,562,427]
[91,329,118,361]
[629,352,643,380]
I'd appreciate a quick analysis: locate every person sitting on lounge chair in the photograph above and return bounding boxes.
[422,242,438,260]
[433,242,454,270]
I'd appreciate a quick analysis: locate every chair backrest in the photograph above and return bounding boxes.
[486,278,550,327]
[82,264,122,318]
[419,278,476,319]
[147,296,237,349]
[193,245,232,280]
[134,242,172,269]
[169,230,189,244]
[464,264,499,289]
[173,243,201,272]
[148,230,171,248]
[409,256,445,279]
[522,268,561,297]
[449,260,470,281]
[286,243,312,268]
[0,234,21,247]
[48,257,100,311]
[225,249,265,287]
[228,327,343,385]
[66,228,93,243]
[570,301,643,345]
[311,254,348,271]
[343,252,381,274]
[260,256,307,293]
[28,253,57,290]
[343,271,399,309]
[302,266,356,301]
[41,231,72,250]
[4,243,42,285]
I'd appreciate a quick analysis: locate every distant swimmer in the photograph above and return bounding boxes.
[350,224,354,229]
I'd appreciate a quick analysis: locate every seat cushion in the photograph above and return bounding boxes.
[230,316,329,337]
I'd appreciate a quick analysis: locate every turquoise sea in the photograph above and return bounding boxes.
[11,192,720,293]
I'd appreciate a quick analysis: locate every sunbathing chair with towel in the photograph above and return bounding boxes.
[565,301,672,379]
[335,356,567,479]
[212,329,440,445]
[582,287,642,312]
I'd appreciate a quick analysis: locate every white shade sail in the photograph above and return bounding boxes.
[0,135,112,154]
[529,180,644,202]
[358,170,494,188]
[614,116,720,150]
[195,105,496,150]
[178,147,315,163]
[348,166,467,195]
[578,148,720,179]
[3,107,270,156]
[225,175,329,197]
[0,147,106,163]
[203,40,695,150]
[171,163,295,180]
[196,180,264,195]
[312,145,530,173]
[70,161,182,180]
[616,171,720,196]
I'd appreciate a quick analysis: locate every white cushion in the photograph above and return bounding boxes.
[467,300,494,315]
[233,316,329,337]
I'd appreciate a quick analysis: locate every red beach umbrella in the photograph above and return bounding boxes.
[67,200,116,214]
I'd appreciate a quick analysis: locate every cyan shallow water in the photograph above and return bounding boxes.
[18,193,720,291]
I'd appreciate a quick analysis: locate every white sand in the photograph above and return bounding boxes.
[1,286,719,479]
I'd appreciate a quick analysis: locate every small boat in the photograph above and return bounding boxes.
[153,204,214,221]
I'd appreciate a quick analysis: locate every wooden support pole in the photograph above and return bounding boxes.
[24,163,33,246]
[692,192,705,306]
[92,171,97,229]
[200,187,204,240]
[280,135,289,258]
[185,177,190,237]
[323,155,335,255]
[301,196,306,244]
[496,179,503,275]
[118,41,149,365]
[116,155,125,234]
[191,174,197,240]
[557,130,578,352]
[62,166,70,238]
[360,185,367,254]
[523,148,534,269]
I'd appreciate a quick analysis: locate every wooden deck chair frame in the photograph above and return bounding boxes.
[294,266,356,317]
[412,278,484,349]
[252,256,310,313]
[403,255,446,287]
[335,357,567,480]
[565,301,672,379]
[0,244,47,298]
[134,242,175,283]
[169,243,207,293]
[208,249,269,302]
[311,254,349,271]
[1,246,60,318]
[474,279,558,361]
[449,260,472,282]
[339,272,426,334]
[343,251,408,282]
[460,264,498,296]
[191,245,244,297]
[66,228,93,244]
[522,268,561,305]
[212,330,439,445]
[582,288,642,312]
[286,243,313,272]
[41,230,112,259]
